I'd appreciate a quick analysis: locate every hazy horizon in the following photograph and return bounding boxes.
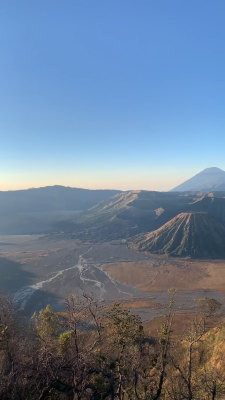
[1,165,224,192]
[1,1,225,190]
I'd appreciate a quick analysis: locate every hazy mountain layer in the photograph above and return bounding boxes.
[0,186,120,214]
[0,186,120,234]
[130,212,225,258]
[2,170,225,244]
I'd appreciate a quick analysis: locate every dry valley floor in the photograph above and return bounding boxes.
[0,234,225,320]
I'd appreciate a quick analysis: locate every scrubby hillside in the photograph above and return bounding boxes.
[1,294,225,399]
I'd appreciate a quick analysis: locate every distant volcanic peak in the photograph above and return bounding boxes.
[131,211,225,259]
[202,167,225,174]
[171,167,225,192]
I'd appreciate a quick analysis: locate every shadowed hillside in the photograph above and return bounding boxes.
[60,190,225,242]
[188,193,225,220]
[0,186,120,234]
[130,212,225,258]
[58,190,194,239]
[0,186,121,214]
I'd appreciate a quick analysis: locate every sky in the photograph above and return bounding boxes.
[1,0,225,191]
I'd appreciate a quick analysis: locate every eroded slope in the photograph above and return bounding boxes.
[130,212,225,258]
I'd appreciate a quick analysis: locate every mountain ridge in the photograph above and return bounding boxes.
[0,186,121,214]
[0,186,121,234]
[60,190,225,243]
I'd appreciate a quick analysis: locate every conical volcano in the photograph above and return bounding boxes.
[171,167,225,192]
[130,212,225,258]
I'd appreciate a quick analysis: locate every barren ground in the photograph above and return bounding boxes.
[102,258,225,292]
[1,235,225,321]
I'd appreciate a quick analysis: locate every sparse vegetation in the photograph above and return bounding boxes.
[1,292,225,399]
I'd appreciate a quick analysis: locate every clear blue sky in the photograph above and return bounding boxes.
[1,0,225,190]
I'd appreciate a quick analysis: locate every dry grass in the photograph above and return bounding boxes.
[102,258,225,292]
[143,313,195,337]
[143,313,221,337]
[121,298,162,310]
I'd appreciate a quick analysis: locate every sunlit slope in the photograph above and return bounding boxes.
[59,191,225,242]
[61,191,200,239]
[130,212,225,258]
